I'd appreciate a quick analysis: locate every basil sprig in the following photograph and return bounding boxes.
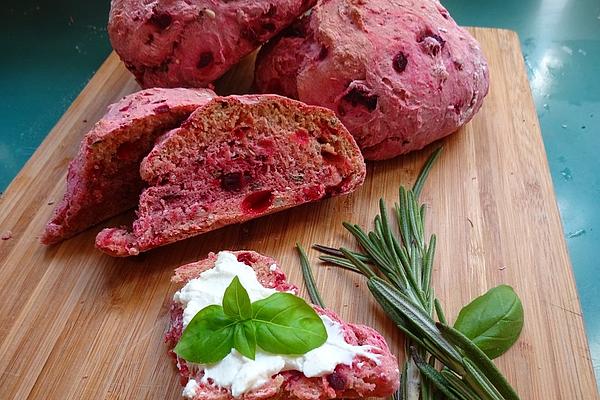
[174,277,327,364]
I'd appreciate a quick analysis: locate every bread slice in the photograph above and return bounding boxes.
[165,250,400,399]
[96,95,366,256]
[42,88,216,244]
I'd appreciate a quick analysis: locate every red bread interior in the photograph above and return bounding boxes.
[96,95,366,256]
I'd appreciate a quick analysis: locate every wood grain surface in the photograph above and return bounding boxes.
[0,28,597,399]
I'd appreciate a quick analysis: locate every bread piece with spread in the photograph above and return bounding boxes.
[166,250,400,399]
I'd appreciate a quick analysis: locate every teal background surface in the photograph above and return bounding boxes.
[0,0,598,385]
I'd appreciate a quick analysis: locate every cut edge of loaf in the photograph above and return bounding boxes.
[41,88,216,245]
[96,95,366,256]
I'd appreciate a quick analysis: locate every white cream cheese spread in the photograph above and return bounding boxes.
[182,378,199,399]
[174,251,380,398]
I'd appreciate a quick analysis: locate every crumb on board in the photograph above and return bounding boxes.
[1,230,13,240]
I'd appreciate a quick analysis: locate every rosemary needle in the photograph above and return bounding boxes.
[296,243,326,308]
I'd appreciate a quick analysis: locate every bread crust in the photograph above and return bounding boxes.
[255,0,489,160]
[165,250,400,399]
[108,0,317,88]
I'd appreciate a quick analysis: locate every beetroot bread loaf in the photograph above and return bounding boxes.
[108,0,317,88]
[42,88,216,245]
[96,95,365,256]
[255,0,489,160]
[165,250,400,399]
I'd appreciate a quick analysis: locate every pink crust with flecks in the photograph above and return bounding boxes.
[95,95,365,256]
[255,0,489,160]
[164,251,400,400]
[108,0,318,88]
[41,88,216,245]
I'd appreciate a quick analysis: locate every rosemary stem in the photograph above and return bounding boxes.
[310,147,520,400]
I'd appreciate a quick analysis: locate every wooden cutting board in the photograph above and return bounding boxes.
[0,28,597,399]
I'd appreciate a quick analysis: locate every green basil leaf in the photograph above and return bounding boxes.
[234,321,257,360]
[454,285,524,359]
[174,305,237,364]
[223,276,252,320]
[252,292,327,354]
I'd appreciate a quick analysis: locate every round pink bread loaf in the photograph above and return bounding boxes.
[255,0,489,160]
[108,0,317,88]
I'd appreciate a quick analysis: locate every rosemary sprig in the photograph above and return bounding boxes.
[304,147,521,400]
[296,243,325,308]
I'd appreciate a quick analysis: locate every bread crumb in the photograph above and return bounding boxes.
[321,143,337,155]
[203,8,216,19]
[1,230,13,240]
